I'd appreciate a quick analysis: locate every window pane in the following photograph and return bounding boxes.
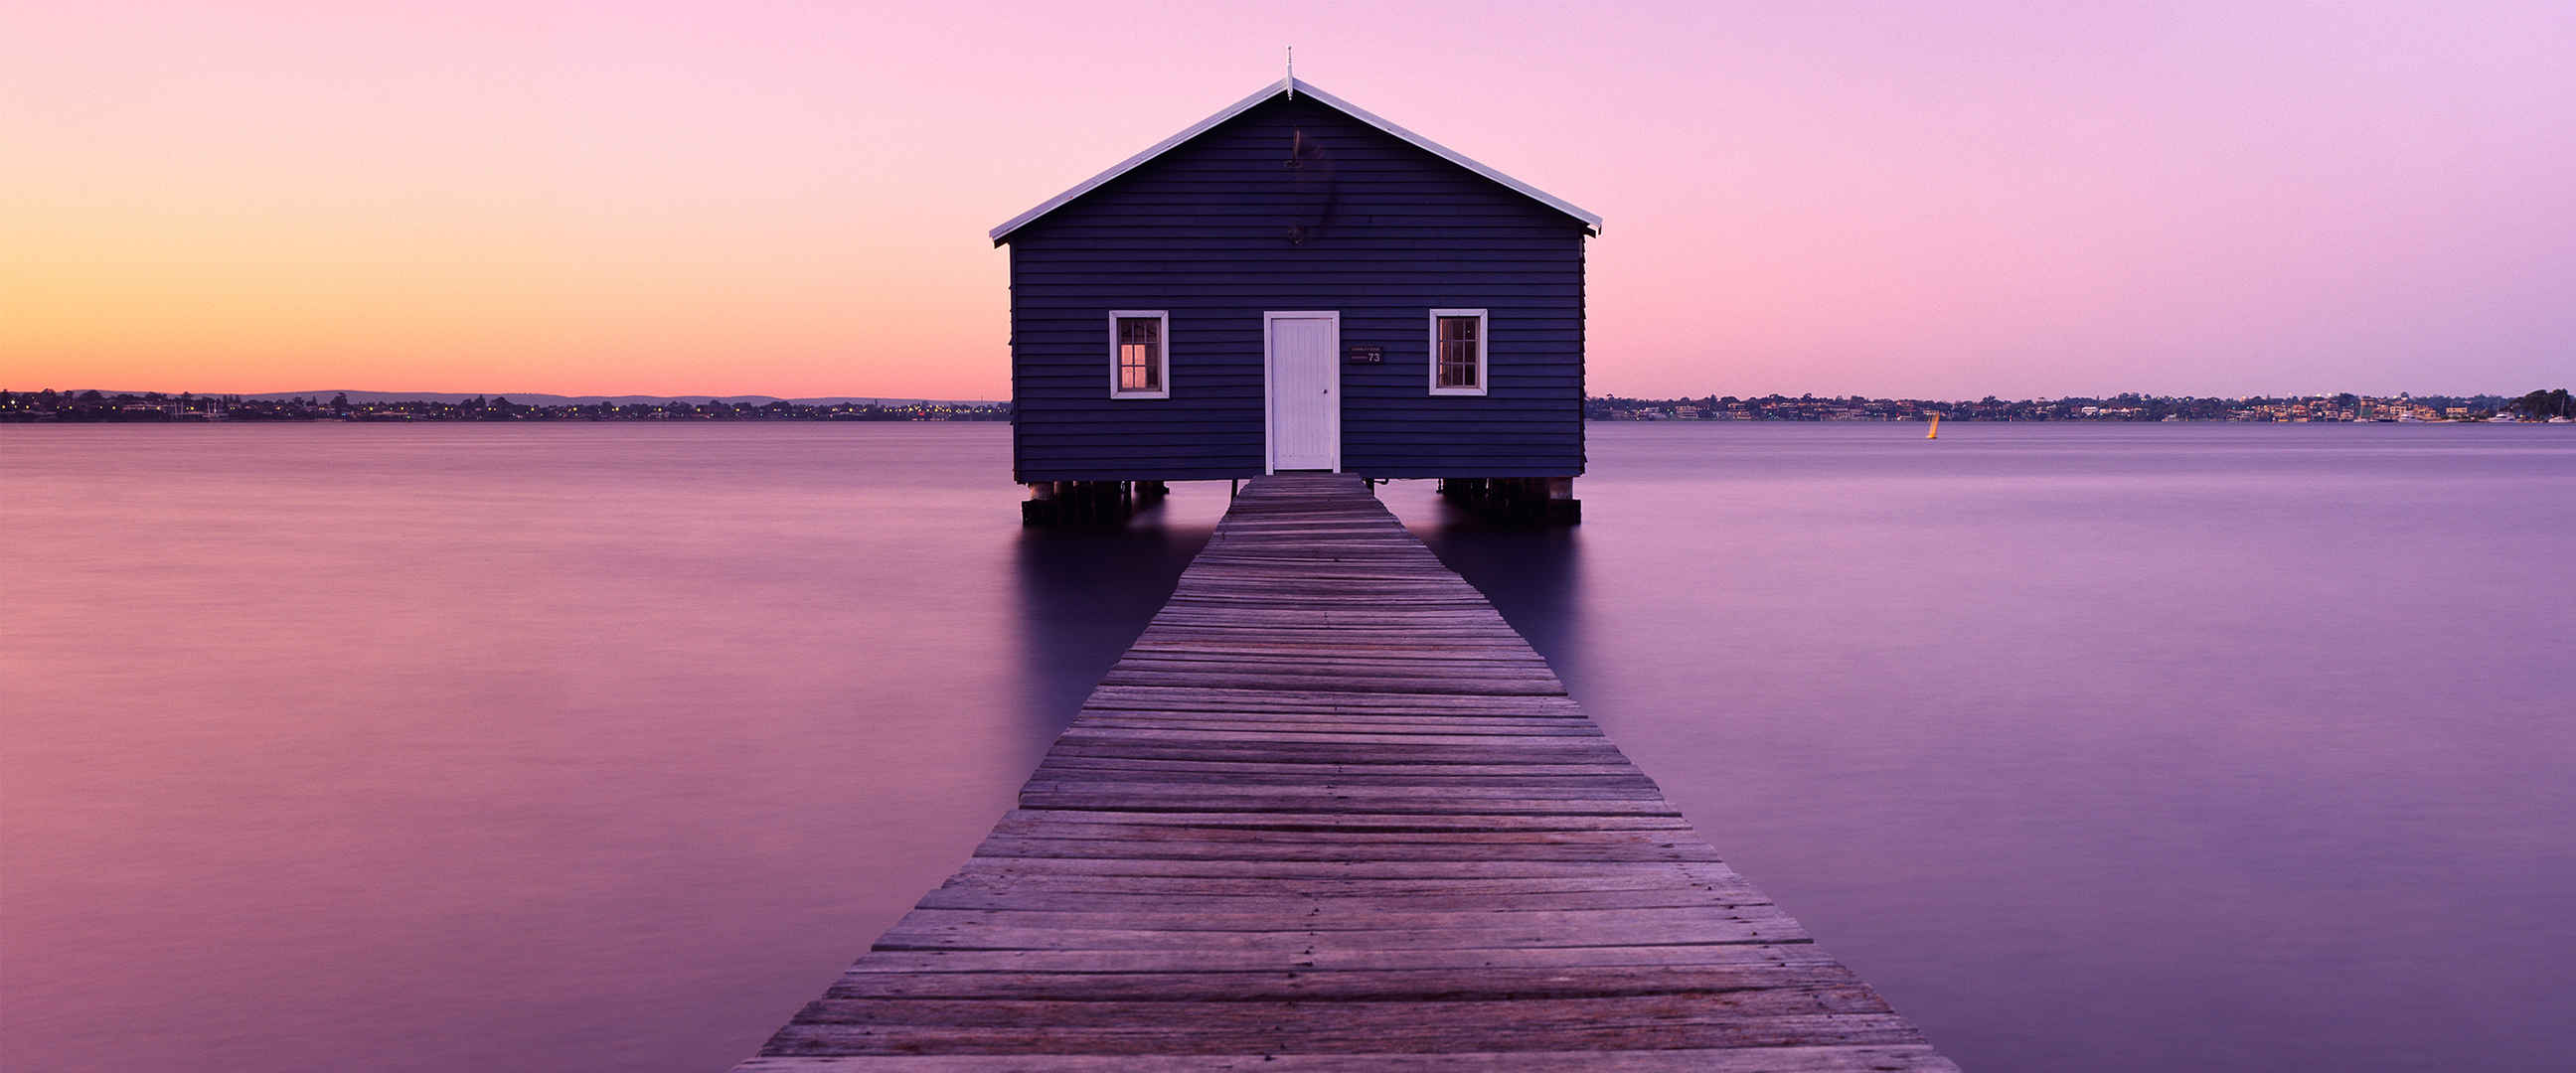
[1436,316,1479,388]
[1116,317,1163,393]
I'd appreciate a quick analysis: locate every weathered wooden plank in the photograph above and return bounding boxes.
[966,837,1719,863]
[784,991,1898,1030]
[1020,783,1670,804]
[1029,760,1649,779]
[868,918,1807,953]
[984,819,1704,844]
[760,1012,1928,1055]
[1014,794,1683,816]
[1080,693,1586,716]
[1063,718,1602,736]
[741,1047,1955,1071]
[943,858,1732,880]
[738,1044,1959,1071]
[831,945,1842,975]
[821,963,1862,1000]
[732,475,1946,1070]
[990,809,1698,831]
[1050,728,1605,746]
[1022,772,1661,791]
[887,904,1799,936]
[911,879,1772,905]
[1042,738,1629,756]
[929,870,1757,898]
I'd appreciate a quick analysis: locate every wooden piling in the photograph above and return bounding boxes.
[1024,480,1159,526]
[736,473,1951,1069]
[1437,475,1581,525]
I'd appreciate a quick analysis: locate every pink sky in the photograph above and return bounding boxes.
[5,1,2569,399]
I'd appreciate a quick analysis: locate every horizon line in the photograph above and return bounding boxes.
[8,385,2558,403]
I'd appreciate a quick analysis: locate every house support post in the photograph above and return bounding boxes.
[1435,476,1580,526]
[1023,480,1164,527]
[1545,476,1580,526]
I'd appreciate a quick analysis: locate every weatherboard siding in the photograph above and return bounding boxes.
[1008,95,1587,483]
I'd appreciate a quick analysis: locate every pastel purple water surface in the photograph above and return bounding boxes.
[3,421,2569,1071]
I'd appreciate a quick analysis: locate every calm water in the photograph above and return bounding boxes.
[3,421,2570,1071]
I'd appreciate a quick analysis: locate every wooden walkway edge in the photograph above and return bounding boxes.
[734,474,1956,1071]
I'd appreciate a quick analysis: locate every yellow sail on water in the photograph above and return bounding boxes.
[1927,413,1941,439]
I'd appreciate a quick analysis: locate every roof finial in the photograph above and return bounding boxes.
[1285,46,1294,97]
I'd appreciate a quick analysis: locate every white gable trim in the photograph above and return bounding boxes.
[989,77,1603,244]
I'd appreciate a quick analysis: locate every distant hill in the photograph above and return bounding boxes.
[235,390,999,406]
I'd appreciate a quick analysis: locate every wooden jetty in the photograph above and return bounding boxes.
[735,474,1954,1071]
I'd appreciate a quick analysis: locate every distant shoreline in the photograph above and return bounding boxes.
[6,387,2567,424]
[1592,388,2571,424]
[9,414,2567,427]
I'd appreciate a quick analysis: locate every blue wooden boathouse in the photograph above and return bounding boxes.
[996,76,1600,524]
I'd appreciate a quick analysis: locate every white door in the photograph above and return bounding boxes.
[1265,311,1340,472]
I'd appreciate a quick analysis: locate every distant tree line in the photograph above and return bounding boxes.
[2514,388,2572,419]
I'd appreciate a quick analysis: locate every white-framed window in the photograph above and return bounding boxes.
[1108,310,1170,398]
[1428,308,1488,395]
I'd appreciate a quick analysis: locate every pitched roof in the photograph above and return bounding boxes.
[989,77,1604,244]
